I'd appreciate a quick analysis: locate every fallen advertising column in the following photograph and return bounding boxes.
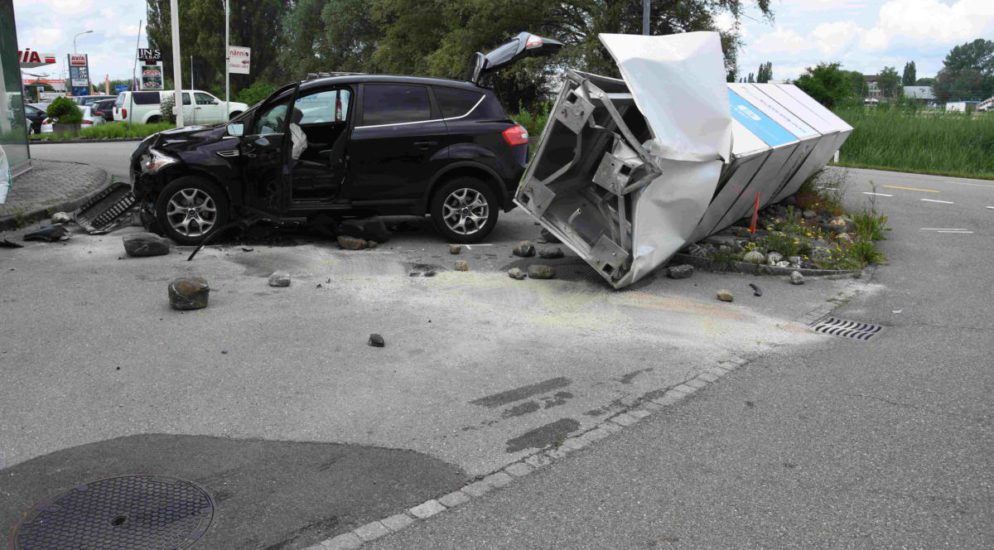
[515,32,852,289]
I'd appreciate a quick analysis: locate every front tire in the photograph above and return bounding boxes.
[155,176,229,245]
[430,177,499,243]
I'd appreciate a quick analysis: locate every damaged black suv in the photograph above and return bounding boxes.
[130,32,561,245]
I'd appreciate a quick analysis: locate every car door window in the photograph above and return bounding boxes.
[434,87,484,119]
[194,92,216,105]
[293,89,351,124]
[361,84,430,126]
[253,95,292,135]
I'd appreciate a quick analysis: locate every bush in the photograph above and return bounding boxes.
[851,210,889,241]
[236,81,276,106]
[29,122,173,141]
[160,94,175,121]
[46,97,83,124]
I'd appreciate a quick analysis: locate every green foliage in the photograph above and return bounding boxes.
[851,210,890,241]
[761,230,807,258]
[834,106,994,179]
[878,66,901,99]
[902,61,917,86]
[46,97,83,124]
[235,81,276,106]
[796,63,853,109]
[29,122,173,142]
[933,39,994,102]
[757,61,773,83]
[846,240,887,266]
[915,77,935,86]
[512,103,550,145]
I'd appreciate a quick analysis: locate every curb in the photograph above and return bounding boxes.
[28,137,145,145]
[670,253,860,278]
[302,355,753,550]
[0,167,114,232]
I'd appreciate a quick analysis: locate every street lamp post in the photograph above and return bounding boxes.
[73,30,93,54]
[643,0,650,35]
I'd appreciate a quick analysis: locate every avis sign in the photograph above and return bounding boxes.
[227,45,250,75]
[17,49,57,68]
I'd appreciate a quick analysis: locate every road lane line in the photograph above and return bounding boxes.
[883,184,940,193]
[863,192,893,197]
[920,228,968,231]
[937,230,973,234]
[987,206,994,210]
[920,198,954,204]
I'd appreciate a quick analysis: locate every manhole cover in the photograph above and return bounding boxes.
[13,475,214,550]
[811,317,883,341]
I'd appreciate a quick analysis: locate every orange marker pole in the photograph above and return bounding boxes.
[749,192,761,235]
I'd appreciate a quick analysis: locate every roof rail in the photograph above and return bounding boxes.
[305,72,367,80]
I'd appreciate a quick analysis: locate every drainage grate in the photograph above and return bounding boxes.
[74,182,137,234]
[811,317,883,341]
[13,475,214,550]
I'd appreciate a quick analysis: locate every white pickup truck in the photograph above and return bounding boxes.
[113,90,248,125]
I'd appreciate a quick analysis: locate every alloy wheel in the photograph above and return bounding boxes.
[165,188,218,238]
[442,188,490,236]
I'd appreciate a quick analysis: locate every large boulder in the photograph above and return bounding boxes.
[337,235,368,250]
[743,250,765,264]
[168,277,210,310]
[268,271,291,287]
[527,264,556,279]
[512,241,536,258]
[123,233,170,257]
[667,264,694,279]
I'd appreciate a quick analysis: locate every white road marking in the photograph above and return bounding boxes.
[987,206,994,210]
[920,198,955,204]
[937,230,973,234]
[920,228,968,231]
[863,192,893,197]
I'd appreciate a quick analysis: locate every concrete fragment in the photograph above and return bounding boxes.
[368,333,385,347]
[716,289,734,302]
[527,264,556,279]
[123,233,171,257]
[51,211,72,224]
[666,264,694,279]
[790,271,805,285]
[268,271,291,287]
[540,228,561,243]
[168,277,209,310]
[512,241,536,257]
[449,244,462,255]
[507,267,527,280]
[337,235,368,250]
[454,260,469,271]
[538,247,564,259]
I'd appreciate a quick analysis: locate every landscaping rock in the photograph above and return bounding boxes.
[368,333,385,347]
[827,216,853,233]
[122,233,170,257]
[449,244,462,255]
[539,247,564,259]
[527,264,556,279]
[788,256,802,268]
[337,235,368,250]
[540,228,561,243]
[743,250,765,264]
[837,232,853,243]
[51,211,72,224]
[339,218,391,243]
[168,277,210,310]
[454,260,469,271]
[666,264,694,279]
[775,261,791,268]
[790,271,805,285]
[268,271,291,287]
[767,252,784,266]
[802,209,817,220]
[716,289,734,302]
[508,267,527,280]
[512,241,536,257]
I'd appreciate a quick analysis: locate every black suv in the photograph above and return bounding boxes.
[130,32,561,245]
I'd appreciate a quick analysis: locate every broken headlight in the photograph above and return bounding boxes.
[141,148,177,174]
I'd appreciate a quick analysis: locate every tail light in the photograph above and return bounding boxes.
[82,120,93,125]
[502,124,529,146]
[122,108,127,119]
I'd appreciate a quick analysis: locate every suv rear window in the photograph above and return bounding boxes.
[361,84,430,126]
[132,92,161,105]
[434,87,484,119]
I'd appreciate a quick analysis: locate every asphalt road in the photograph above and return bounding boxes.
[30,140,139,179]
[369,168,994,549]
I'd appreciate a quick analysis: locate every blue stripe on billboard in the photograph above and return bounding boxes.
[728,90,796,147]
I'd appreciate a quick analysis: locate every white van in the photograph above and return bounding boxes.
[113,90,248,125]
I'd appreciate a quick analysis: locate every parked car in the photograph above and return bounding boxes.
[114,90,248,125]
[40,105,105,133]
[24,104,45,134]
[92,98,116,122]
[73,95,116,107]
[130,32,561,245]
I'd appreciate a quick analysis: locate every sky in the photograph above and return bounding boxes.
[12,0,994,84]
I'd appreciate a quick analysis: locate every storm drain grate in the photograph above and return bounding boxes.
[811,317,883,341]
[13,475,214,550]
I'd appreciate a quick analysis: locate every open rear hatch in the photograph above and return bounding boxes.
[466,32,563,85]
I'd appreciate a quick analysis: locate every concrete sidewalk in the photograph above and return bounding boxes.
[0,160,110,231]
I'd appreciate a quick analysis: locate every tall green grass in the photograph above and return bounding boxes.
[30,122,173,142]
[834,107,994,180]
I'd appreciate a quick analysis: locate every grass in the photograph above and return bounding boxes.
[834,106,994,180]
[29,122,173,142]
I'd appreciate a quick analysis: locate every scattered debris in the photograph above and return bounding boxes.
[23,225,70,242]
[749,283,763,297]
[268,271,291,287]
[368,333,385,347]
[790,271,805,285]
[51,212,72,224]
[666,264,694,279]
[168,277,210,310]
[241,247,254,252]
[0,237,23,248]
[122,233,171,257]
[73,182,137,234]
[716,289,734,302]
[540,228,561,244]
[339,218,391,243]
[527,264,556,280]
[742,250,765,264]
[454,260,469,271]
[449,244,462,255]
[337,235,368,250]
[538,247,564,259]
[766,252,783,266]
[508,267,527,280]
[512,241,536,258]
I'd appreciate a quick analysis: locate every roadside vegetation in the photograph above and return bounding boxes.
[29,122,173,142]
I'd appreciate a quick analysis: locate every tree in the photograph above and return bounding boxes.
[878,66,901,98]
[915,77,935,86]
[795,63,852,108]
[756,61,772,83]
[842,70,868,99]
[933,39,994,102]
[902,61,916,86]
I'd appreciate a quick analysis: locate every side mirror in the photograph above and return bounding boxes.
[227,123,244,137]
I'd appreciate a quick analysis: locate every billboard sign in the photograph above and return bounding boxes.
[137,48,162,62]
[67,54,90,96]
[17,49,57,68]
[227,45,250,74]
[69,53,87,67]
[140,63,164,90]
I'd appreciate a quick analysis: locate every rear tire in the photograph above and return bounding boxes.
[147,115,161,124]
[229,111,242,120]
[429,177,499,244]
[155,176,230,245]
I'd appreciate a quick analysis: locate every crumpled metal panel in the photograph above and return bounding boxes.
[515,32,852,289]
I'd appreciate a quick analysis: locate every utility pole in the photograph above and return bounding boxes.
[190,55,194,90]
[225,0,230,120]
[643,0,650,35]
[170,0,184,126]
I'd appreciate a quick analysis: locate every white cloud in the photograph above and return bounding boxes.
[811,21,862,56]
[862,0,994,50]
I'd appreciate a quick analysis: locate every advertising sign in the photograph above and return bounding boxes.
[69,53,87,67]
[17,49,57,68]
[140,63,164,90]
[227,45,250,75]
[67,54,90,96]
[115,83,129,93]
[137,48,162,62]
